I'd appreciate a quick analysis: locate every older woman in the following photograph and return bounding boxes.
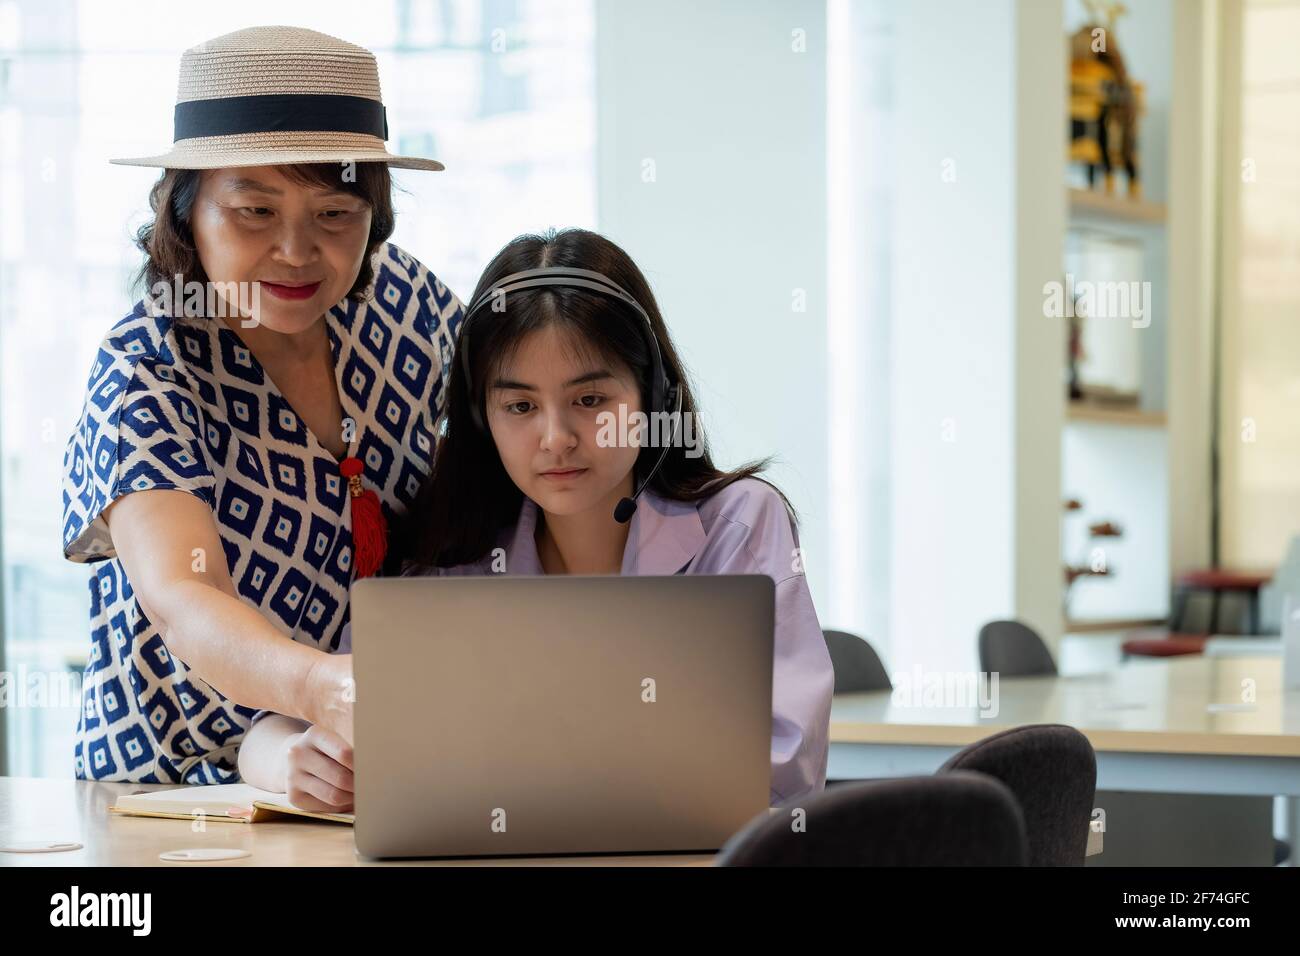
[60,26,461,783]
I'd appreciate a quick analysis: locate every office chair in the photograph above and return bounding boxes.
[822,629,892,693]
[939,724,1096,866]
[978,619,1058,677]
[716,771,1028,866]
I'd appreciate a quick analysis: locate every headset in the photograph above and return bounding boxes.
[456,266,682,524]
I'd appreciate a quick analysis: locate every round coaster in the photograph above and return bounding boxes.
[0,840,84,854]
[159,847,252,862]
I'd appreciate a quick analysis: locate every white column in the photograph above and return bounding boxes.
[826,0,894,650]
[889,0,1065,673]
[1167,0,1219,575]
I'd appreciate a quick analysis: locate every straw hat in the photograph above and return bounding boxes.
[110,25,444,171]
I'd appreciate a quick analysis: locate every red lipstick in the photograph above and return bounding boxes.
[262,281,321,301]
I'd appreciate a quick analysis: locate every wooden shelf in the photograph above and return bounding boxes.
[1066,401,1166,428]
[1065,617,1166,634]
[1068,188,1167,224]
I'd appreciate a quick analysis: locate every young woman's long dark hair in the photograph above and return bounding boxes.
[391,227,794,571]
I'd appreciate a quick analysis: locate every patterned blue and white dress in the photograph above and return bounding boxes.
[60,241,463,783]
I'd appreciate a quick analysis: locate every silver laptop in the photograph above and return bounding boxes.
[350,574,774,859]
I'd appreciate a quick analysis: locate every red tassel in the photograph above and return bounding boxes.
[340,456,388,579]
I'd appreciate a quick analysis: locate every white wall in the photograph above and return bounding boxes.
[595,0,1073,673]
[594,0,830,609]
[890,0,1065,674]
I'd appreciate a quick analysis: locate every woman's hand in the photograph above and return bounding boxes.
[305,651,355,746]
[285,724,355,813]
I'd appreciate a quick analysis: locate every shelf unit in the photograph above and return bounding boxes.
[1067,187,1168,225]
[1061,0,1175,630]
[1066,401,1167,428]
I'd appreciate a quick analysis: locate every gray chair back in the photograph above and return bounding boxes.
[939,724,1096,866]
[716,771,1028,866]
[978,619,1057,677]
[822,629,892,692]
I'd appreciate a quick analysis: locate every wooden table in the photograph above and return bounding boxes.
[829,654,1300,857]
[1204,636,1282,657]
[0,777,715,867]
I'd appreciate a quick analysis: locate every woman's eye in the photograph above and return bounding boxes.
[505,401,532,415]
[239,207,272,219]
[320,209,352,220]
[577,394,604,408]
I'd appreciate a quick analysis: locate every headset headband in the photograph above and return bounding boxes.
[463,266,641,316]
[457,266,673,433]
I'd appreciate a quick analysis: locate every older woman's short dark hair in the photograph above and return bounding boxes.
[133,161,396,305]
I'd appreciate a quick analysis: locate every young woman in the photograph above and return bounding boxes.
[238,228,835,812]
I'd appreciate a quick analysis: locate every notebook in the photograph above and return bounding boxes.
[109,783,354,825]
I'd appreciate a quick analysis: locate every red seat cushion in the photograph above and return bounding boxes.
[1175,568,1272,591]
[1121,632,1208,657]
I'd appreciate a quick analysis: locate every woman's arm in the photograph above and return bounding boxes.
[768,572,835,804]
[237,714,305,792]
[693,480,835,804]
[103,488,354,740]
[238,713,354,811]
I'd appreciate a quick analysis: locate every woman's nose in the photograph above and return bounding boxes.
[271,218,320,266]
[538,408,579,455]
